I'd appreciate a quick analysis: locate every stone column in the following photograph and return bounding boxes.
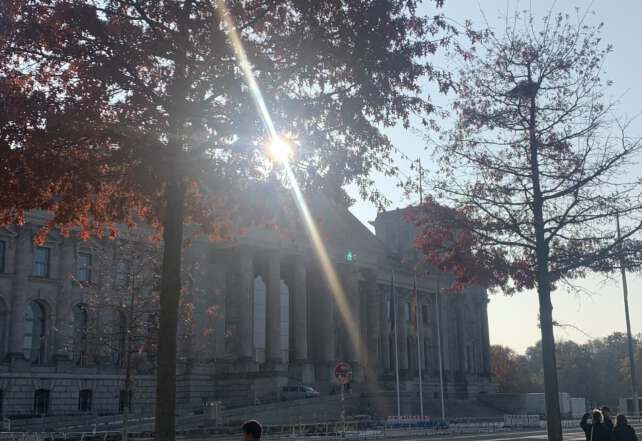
[319,271,335,363]
[365,275,379,369]
[437,291,450,372]
[292,259,308,362]
[265,254,282,365]
[457,300,466,372]
[7,230,30,360]
[212,261,227,359]
[237,249,254,360]
[342,266,360,365]
[380,286,391,370]
[480,293,491,373]
[398,290,408,370]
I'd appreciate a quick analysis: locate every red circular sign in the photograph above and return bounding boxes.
[334,362,352,385]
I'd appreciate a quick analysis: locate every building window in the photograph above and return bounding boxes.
[422,305,429,325]
[33,389,49,415]
[424,339,431,371]
[78,389,92,412]
[77,252,92,282]
[119,389,132,413]
[0,240,5,273]
[115,260,130,288]
[407,336,413,367]
[112,311,127,366]
[152,268,162,291]
[24,301,46,364]
[73,304,89,367]
[144,313,159,362]
[389,334,396,370]
[32,247,50,278]
[466,346,472,373]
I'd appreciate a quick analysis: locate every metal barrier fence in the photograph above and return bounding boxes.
[0,417,612,441]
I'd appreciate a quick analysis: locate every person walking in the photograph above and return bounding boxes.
[581,410,614,441]
[614,415,638,441]
[603,407,615,431]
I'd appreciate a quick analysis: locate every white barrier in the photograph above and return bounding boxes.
[504,414,541,428]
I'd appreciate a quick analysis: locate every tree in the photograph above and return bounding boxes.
[525,334,642,408]
[0,1,454,438]
[81,238,162,441]
[490,345,532,393]
[61,234,203,439]
[412,10,642,441]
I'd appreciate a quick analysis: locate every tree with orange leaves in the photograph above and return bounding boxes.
[0,1,455,438]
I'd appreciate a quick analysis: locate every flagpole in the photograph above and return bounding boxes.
[392,269,401,417]
[435,276,446,422]
[415,274,424,417]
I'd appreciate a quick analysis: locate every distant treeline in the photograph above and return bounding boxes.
[491,333,642,407]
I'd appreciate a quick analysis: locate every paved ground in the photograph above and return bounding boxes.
[390,429,587,441]
[389,425,642,441]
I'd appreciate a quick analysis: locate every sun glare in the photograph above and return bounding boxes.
[268,136,292,164]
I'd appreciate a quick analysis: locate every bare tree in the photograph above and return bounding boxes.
[413,9,642,441]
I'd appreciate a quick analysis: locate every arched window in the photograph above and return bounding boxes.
[279,280,289,363]
[23,301,46,364]
[253,276,266,363]
[73,304,89,366]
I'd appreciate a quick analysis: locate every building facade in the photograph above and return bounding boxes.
[0,198,494,417]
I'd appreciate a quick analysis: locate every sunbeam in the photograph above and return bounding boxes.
[216,0,365,365]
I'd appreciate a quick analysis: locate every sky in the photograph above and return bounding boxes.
[347,0,642,354]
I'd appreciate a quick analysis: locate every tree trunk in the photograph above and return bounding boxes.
[527,66,563,441]
[537,279,563,441]
[154,178,185,441]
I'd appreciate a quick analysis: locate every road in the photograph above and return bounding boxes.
[386,425,642,441]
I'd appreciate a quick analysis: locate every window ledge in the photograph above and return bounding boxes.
[28,276,59,284]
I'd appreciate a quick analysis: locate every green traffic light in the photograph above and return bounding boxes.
[346,251,353,262]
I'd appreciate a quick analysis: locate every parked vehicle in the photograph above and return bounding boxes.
[281,385,320,401]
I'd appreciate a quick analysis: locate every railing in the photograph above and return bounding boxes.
[5,416,635,441]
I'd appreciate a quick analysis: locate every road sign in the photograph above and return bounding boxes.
[334,362,352,385]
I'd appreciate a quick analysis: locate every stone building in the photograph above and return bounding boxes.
[0,196,494,417]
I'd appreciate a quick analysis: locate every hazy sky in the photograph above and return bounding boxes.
[347,0,642,353]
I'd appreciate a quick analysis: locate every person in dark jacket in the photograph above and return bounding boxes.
[614,415,638,441]
[581,410,614,441]
[602,406,615,431]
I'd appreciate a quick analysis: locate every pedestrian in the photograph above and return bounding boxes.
[242,420,262,441]
[581,410,614,441]
[614,415,638,441]
[603,407,615,431]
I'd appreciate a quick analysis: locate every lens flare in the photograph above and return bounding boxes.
[216,0,365,363]
[268,136,292,163]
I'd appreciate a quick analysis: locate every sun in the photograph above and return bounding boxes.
[268,135,292,163]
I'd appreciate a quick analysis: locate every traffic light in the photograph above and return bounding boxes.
[345,250,354,262]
